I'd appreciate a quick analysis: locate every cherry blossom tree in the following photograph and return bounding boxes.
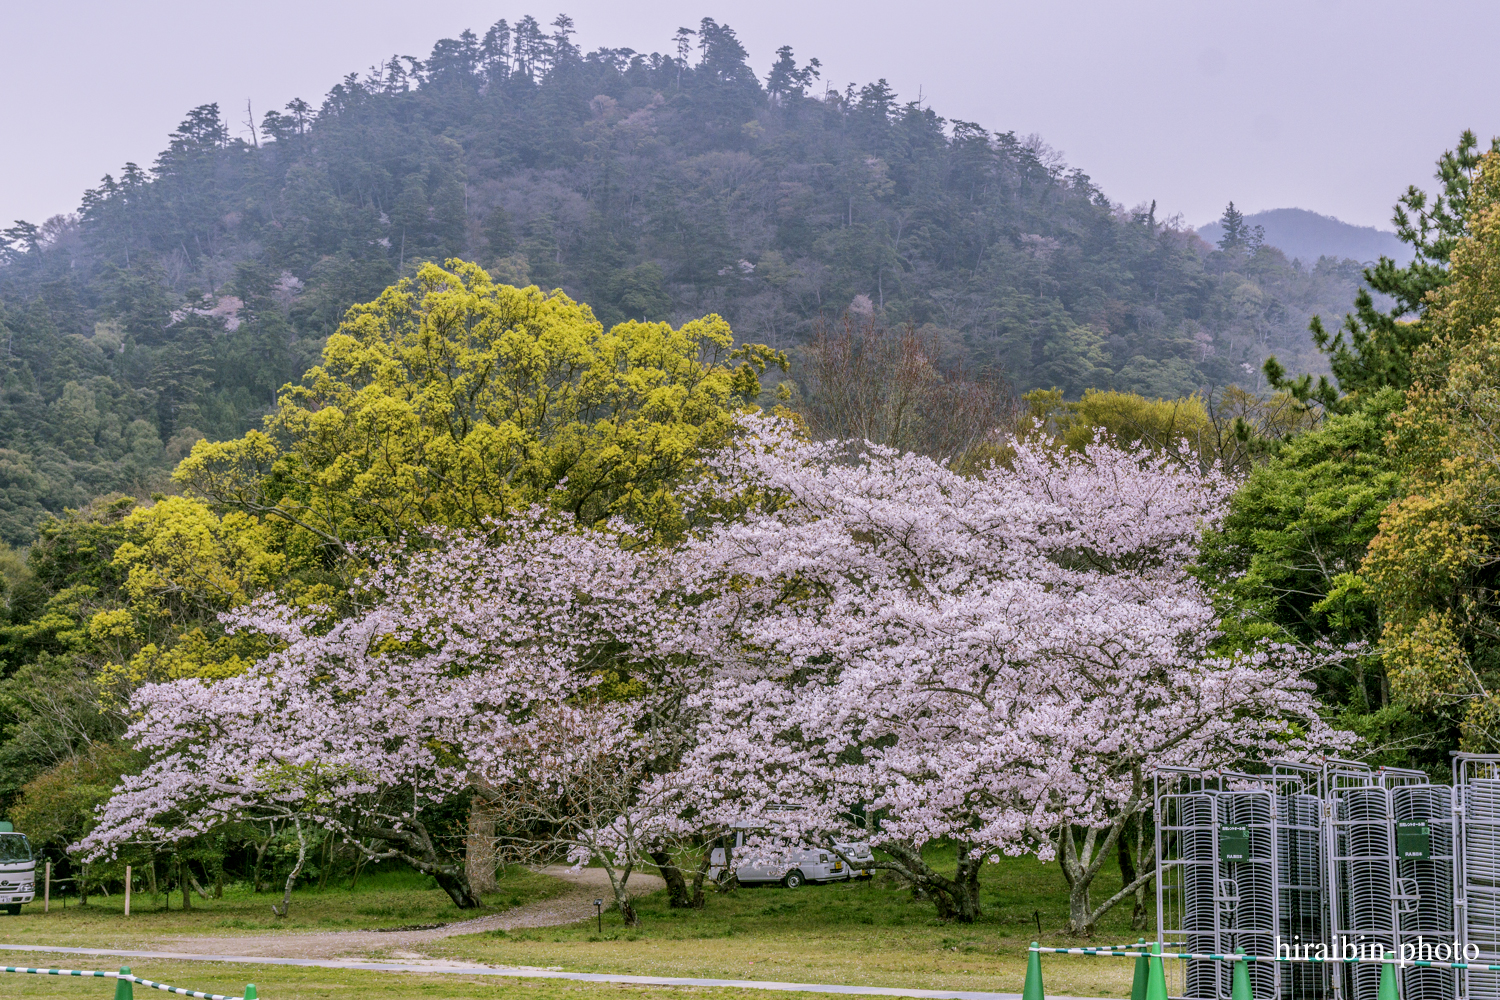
[669,415,1350,930]
[76,512,696,911]
[478,703,690,924]
[80,414,1348,935]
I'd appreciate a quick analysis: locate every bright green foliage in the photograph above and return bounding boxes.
[1020,386,1313,473]
[177,261,784,546]
[112,497,285,616]
[0,493,296,809]
[91,496,287,699]
[1197,390,1407,752]
[1362,152,1500,750]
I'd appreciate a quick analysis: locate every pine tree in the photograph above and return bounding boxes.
[1265,131,1500,411]
[1217,201,1249,252]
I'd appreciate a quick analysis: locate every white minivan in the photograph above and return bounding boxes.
[707,828,876,888]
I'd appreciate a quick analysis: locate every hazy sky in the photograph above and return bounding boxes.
[5,0,1498,233]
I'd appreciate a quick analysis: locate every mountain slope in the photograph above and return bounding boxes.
[0,14,1377,542]
[1197,207,1412,266]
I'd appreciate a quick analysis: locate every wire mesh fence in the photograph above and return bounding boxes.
[1153,755,1500,1000]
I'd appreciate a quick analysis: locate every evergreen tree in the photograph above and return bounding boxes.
[1265,131,1500,411]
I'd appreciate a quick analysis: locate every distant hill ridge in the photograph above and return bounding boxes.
[1197,208,1413,266]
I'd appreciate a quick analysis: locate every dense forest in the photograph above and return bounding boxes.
[0,13,1375,544]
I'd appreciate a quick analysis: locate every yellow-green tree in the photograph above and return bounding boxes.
[1019,386,1312,473]
[1364,151,1500,749]
[90,496,289,698]
[177,260,784,549]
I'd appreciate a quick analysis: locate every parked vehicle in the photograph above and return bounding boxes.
[707,827,877,887]
[0,821,36,915]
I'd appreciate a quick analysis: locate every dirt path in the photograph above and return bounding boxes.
[145,866,665,962]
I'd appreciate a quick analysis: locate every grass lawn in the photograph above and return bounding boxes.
[0,954,871,1000]
[0,849,1149,998]
[429,848,1147,997]
[0,866,567,945]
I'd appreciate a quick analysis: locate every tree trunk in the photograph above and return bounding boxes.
[364,818,482,909]
[348,844,368,891]
[880,841,982,923]
[650,849,692,908]
[433,869,484,909]
[250,824,275,893]
[188,872,211,900]
[1066,859,1094,937]
[1039,797,1156,937]
[466,803,500,896]
[950,855,982,922]
[146,858,158,907]
[1124,812,1153,930]
[601,860,640,927]
[689,844,713,908]
[1117,817,1142,929]
[317,831,332,890]
[271,819,308,918]
[178,859,191,911]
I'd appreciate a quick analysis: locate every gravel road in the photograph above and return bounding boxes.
[142,865,665,961]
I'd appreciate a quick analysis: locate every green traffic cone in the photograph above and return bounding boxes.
[243,985,257,1000]
[1146,942,1169,1000]
[1023,942,1045,1000]
[1379,952,1398,1000]
[1231,950,1252,1000]
[114,967,133,1000]
[1131,939,1149,1000]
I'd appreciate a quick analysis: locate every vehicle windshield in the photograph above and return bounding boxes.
[0,833,32,862]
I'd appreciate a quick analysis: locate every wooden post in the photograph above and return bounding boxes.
[124,864,132,916]
[43,860,50,912]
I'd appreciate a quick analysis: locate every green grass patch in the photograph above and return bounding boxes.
[431,850,1150,996]
[0,866,567,945]
[0,850,1150,997]
[0,954,894,1000]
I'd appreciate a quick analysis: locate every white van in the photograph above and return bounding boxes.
[0,821,36,915]
[707,828,876,887]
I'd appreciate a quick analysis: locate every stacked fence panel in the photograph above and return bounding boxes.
[1158,784,1221,1000]
[1155,763,1500,1000]
[1459,767,1500,1000]
[1222,791,1278,1000]
[1396,784,1457,1000]
[1278,791,1325,1000]
[1333,785,1395,1000]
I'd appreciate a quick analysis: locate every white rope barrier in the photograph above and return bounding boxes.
[1,965,253,999]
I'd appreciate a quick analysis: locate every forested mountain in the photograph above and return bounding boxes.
[0,13,1375,543]
[1197,207,1413,267]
